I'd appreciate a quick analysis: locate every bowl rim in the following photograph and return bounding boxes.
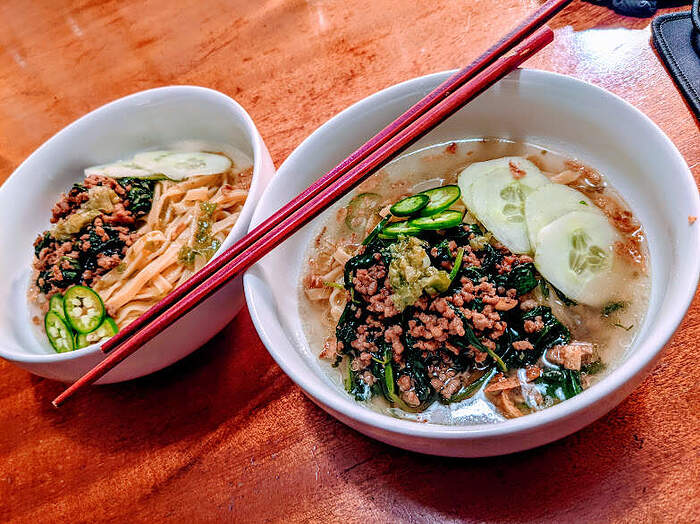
[244,68,700,439]
[0,85,266,363]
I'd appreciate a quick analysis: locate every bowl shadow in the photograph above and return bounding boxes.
[26,306,289,453]
[308,391,652,523]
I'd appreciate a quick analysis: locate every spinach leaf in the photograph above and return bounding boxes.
[443,367,495,404]
[461,266,486,283]
[343,238,390,288]
[448,304,507,372]
[522,306,571,354]
[36,257,83,293]
[372,343,435,411]
[467,223,483,236]
[550,284,577,306]
[469,297,484,312]
[430,239,453,265]
[506,262,538,295]
[501,325,539,368]
[79,224,125,271]
[71,183,87,193]
[34,232,52,257]
[479,243,501,271]
[582,359,605,375]
[402,356,433,404]
[442,224,475,244]
[537,367,582,400]
[335,301,363,352]
[118,178,156,216]
[345,359,372,401]
[448,247,465,282]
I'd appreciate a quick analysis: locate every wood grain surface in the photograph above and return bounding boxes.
[1,1,698,522]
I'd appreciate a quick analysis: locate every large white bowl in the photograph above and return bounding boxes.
[0,86,274,383]
[244,69,700,457]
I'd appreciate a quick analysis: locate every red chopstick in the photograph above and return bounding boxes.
[99,0,573,357]
[53,26,554,407]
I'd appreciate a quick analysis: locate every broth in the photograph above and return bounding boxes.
[300,138,649,424]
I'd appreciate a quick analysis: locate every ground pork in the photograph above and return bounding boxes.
[397,375,421,407]
[524,316,545,333]
[319,338,339,361]
[428,363,461,399]
[32,175,151,297]
[383,325,405,359]
[350,325,379,353]
[50,186,90,222]
[496,255,533,274]
[408,309,465,352]
[519,298,538,311]
[365,281,400,319]
[353,264,387,297]
[547,341,594,371]
[512,340,534,351]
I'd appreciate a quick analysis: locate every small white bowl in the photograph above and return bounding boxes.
[0,86,274,383]
[244,69,700,457]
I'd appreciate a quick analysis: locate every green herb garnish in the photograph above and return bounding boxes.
[602,301,627,317]
[612,322,633,331]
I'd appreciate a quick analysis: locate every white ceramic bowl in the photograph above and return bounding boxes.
[244,69,700,457]
[0,86,274,383]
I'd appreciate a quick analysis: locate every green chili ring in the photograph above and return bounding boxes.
[45,311,75,353]
[76,317,119,348]
[407,209,463,230]
[63,285,106,334]
[378,221,422,239]
[390,194,429,216]
[418,184,461,216]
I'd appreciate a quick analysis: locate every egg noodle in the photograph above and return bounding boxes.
[305,239,355,326]
[94,168,251,327]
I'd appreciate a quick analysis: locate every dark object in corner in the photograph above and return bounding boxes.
[651,11,700,120]
[585,0,691,17]
[612,0,657,17]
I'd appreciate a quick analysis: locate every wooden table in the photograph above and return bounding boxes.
[1,1,698,522]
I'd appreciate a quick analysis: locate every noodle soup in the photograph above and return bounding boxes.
[30,146,252,352]
[301,139,649,424]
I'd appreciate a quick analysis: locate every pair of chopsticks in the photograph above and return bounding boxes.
[52,0,572,407]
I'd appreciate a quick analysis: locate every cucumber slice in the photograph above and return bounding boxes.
[525,184,599,246]
[379,221,422,239]
[133,151,232,181]
[346,193,383,232]
[418,185,461,216]
[45,311,75,353]
[407,209,463,230]
[85,161,156,179]
[76,317,119,348]
[458,157,549,213]
[49,294,66,322]
[63,285,106,334]
[469,170,544,254]
[458,157,550,253]
[534,211,620,306]
[390,194,429,216]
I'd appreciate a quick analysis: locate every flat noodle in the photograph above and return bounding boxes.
[301,207,378,330]
[93,163,252,328]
